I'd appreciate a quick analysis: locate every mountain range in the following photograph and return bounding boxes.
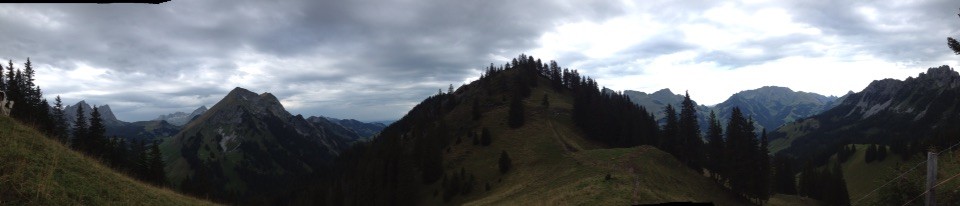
[620,86,845,132]
[772,65,960,161]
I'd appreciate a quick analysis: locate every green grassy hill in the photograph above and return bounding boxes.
[829,144,960,205]
[0,116,213,205]
[408,74,748,205]
[827,144,901,203]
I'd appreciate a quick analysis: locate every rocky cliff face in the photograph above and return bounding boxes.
[64,101,127,127]
[773,65,960,161]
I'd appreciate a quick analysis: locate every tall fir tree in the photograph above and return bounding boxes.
[772,154,797,195]
[724,107,758,197]
[148,141,167,186]
[498,150,512,174]
[678,92,703,171]
[52,96,68,143]
[88,106,107,157]
[706,110,725,182]
[71,105,88,150]
[661,104,679,156]
[0,61,4,91]
[757,129,772,202]
[132,139,149,180]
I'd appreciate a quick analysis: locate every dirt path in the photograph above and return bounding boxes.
[546,120,578,153]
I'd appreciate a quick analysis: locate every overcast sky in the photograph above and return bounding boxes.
[0,0,958,122]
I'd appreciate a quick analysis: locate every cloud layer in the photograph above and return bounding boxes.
[0,0,957,121]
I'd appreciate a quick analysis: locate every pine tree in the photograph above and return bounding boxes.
[498,150,512,174]
[772,154,797,195]
[724,107,757,197]
[71,105,88,150]
[706,111,725,182]
[88,106,107,157]
[132,139,149,180]
[0,61,4,91]
[661,104,679,156]
[112,137,129,170]
[757,129,772,202]
[52,96,67,143]
[148,141,167,186]
[678,92,703,171]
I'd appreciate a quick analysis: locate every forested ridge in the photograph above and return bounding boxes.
[303,54,816,205]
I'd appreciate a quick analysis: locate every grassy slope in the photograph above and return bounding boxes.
[411,77,749,205]
[0,116,213,205]
[817,144,901,204]
[769,118,820,154]
[833,144,960,205]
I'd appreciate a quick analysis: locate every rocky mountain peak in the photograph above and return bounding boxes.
[651,88,675,97]
[192,105,208,114]
[64,100,125,127]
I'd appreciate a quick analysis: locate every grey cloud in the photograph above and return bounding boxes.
[784,0,960,64]
[0,0,626,121]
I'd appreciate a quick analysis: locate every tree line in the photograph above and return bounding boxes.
[1,58,166,187]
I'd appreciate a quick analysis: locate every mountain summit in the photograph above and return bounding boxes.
[713,86,841,131]
[165,87,355,201]
[63,100,126,127]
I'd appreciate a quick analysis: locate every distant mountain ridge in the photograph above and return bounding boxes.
[772,65,960,163]
[314,116,387,140]
[155,106,208,126]
[713,86,843,132]
[619,86,843,133]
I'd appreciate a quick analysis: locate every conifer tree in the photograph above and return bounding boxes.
[772,154,797,195]
[148,141,167,186]
[132,139,149,180]
[0,61,4,91]
[498,150,512,174]
[661,104,679,156]
[706,111,725,182]
[724,107,758,197]
[757,129,772,202]
[88,106,107,157]
[52,96,68,143]
[678,92,703,171]
[71,105,88,150]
